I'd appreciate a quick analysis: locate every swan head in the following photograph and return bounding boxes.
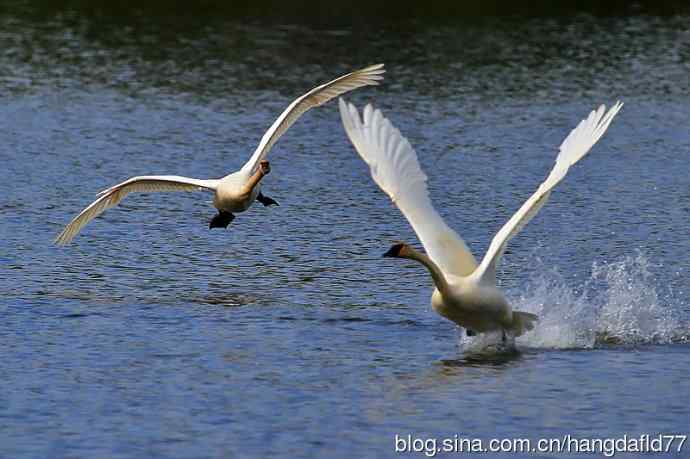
[382,242,414,258]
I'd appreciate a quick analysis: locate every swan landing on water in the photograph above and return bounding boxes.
[54,64,385,246]
[339,98,623,341]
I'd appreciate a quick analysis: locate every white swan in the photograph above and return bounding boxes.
[54,64,385,246]
[339,98,622,339]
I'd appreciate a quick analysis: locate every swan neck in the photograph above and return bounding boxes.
[406,249,450,294]
[245,167,267,191]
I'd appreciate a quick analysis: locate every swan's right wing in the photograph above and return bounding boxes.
[474,101,623,285]
[339,99,478,277]
[240,64,385,174]
[55,176,218,246]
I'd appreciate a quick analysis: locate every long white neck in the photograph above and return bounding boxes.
[404,248,451,296]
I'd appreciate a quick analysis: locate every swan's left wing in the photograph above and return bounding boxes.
[240,64,385,174]
[475,101,623,285]
[340,99,478,277]
[55,175,218,246]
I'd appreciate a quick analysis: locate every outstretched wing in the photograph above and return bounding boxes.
[340,99,478,277]
[241,64,385,174]
[475,101,623,284]
[54,176,218,245]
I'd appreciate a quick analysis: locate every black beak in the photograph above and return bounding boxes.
[383,243,404,258]
[382,247,397,258]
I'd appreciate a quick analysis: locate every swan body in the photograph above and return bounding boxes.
[213,168,264,213]
[55,64,385,245]
[341,98,623,338]
[431,279,510,333]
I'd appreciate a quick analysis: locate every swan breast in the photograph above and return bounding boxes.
[431,284,512,332]
[213,174,259,212]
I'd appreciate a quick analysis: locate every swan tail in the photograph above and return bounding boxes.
[510,311,538,337]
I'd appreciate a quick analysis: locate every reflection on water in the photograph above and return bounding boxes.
[1,3,689,458]
[438,348,524,368]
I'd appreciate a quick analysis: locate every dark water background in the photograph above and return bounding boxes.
[1,1,689,457]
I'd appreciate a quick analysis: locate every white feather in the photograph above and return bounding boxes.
[339,98,478,277]
[474,101,624,284]
[54,176,218,246]
[241,64,385,174]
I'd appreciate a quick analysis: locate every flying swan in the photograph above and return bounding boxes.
[54,64,385,245]
[339,98,622,339]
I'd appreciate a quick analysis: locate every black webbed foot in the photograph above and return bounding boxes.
[257,192,279,207]
[466,329,477,337]
[209,211,235,229]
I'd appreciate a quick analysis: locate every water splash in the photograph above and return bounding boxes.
[460,252,685,351]
[593,253,683,344]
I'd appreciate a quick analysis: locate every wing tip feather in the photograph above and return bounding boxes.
[53,229,73,246]
[361,63,385,72]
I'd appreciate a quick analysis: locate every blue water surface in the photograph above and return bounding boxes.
[1,9,689,459]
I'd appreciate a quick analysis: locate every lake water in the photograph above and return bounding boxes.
[1,6,689,458]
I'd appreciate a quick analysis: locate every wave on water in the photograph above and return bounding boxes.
[460,252,686,351]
